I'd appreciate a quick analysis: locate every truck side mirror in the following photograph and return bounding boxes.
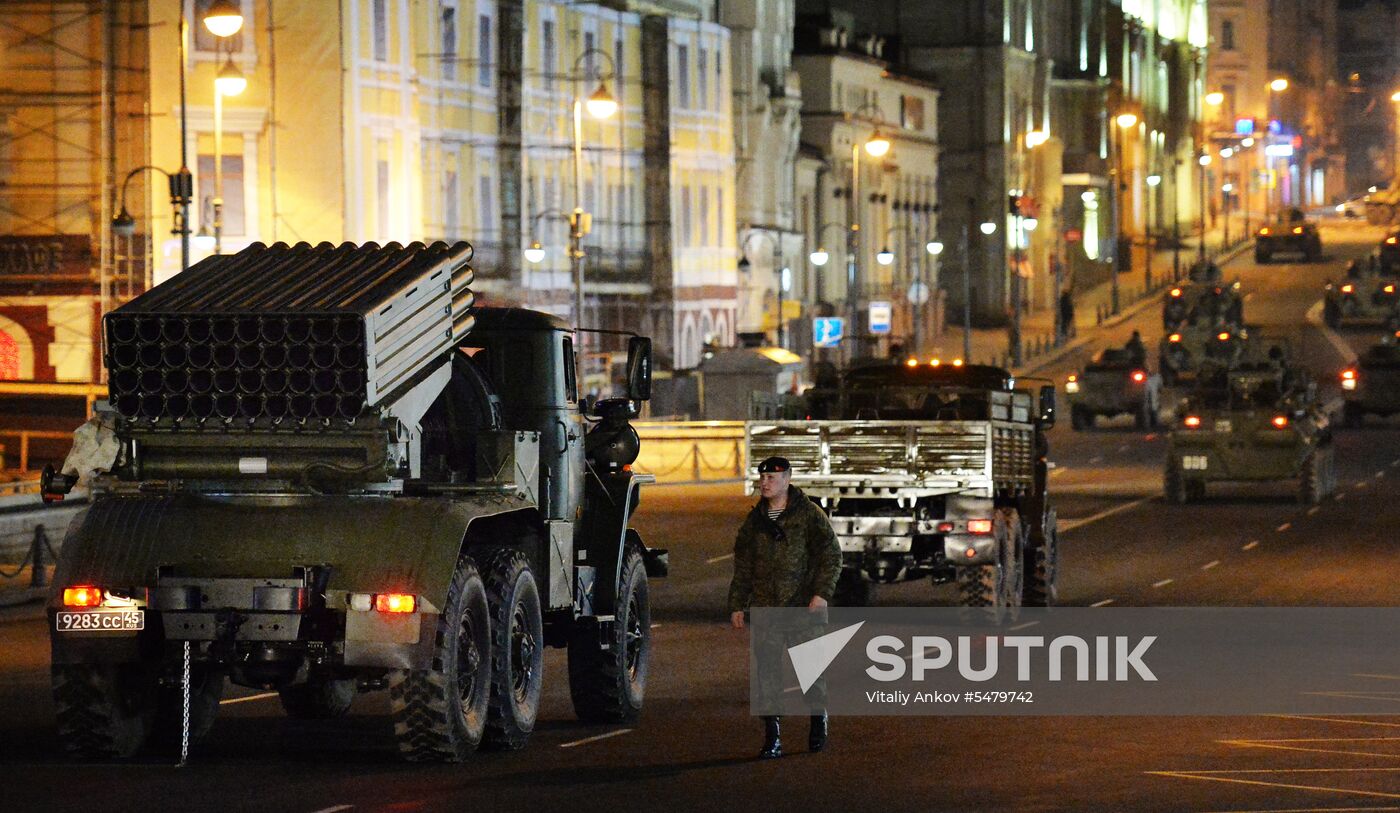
[1038,385,1056,427]
[626,336,652,401]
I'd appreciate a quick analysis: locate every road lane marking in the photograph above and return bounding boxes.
[1219,737,1400,760]
[706,552,734,564]
[1243,541,1260,550]
[1353,674,1400,681]
[1117,444,1129,453]
[219,691,279,706]
[650,623,662,629]
[1049,467,1068,478]
[1264,714,1400,728]
[1305,300,1360,365]
[1308,506,1321,516]
[1337,492,1347,501]
[1355,481,1369,491]
[1147,768,1400,801]
[1090,599,1115,607]
[1202,560,1221,571]
[1008,621,1040,631]
[559,729,633,748]
[1152,579,1174,588]
[1392,459,1400,468]
[308,807,353,813]
[1060,497,1153,533]
[1377,471,1387,479]
[1090,455,1104,464]
[1200,806,1400,812]
[1277,523,1292,532]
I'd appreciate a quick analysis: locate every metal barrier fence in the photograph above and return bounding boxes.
[0,523,58,589]
[632,421,747,483]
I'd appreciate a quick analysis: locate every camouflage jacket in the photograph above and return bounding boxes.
[727,486,842,613]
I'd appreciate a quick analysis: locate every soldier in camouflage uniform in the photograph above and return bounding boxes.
[729,456,842,759]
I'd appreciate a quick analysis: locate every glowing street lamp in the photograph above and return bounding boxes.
[1205,91,1224,106]
[864,132,891,158]
[1025,130,1050,148]
[585,83,618,120]
[876,247,894,266]
[524,242,546,264]
[809,248,830,267]
[1146,174,1162,187]
[926,241,944,256]
[1115,112,1139,129]
[979,221,997,235]
[1270,77,1290,92]
[202,0,244,38]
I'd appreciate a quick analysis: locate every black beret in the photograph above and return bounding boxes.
[757,456,791,474]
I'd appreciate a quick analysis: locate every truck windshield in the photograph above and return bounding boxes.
[843,386,989,420]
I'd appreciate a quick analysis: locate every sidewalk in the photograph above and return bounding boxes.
[933,221,1256,376]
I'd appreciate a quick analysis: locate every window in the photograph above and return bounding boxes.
[676,44,690,108]
[698,48,708,110]
[377,158,390,237]
[615,37,624,84]
[197,154,245,236]
[716,188,724,247]
[542,20,555,93]
[562,336,577,402]
[477,13,492,87]
[441,5,457,81]
[373,0,388,62]
[194,0,245,53]
[444,163,459,235]
[699,186,709,246]
[479,174,495,232]
[900,95,925,131]
[1221,19,1235,50]
[584,32,595,79]
[680,185,692,246]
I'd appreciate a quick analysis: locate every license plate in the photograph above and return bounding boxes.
[1182,455,1209,471]
[55,610,145,632]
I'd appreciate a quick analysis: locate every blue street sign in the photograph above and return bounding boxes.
[813,317,845,348]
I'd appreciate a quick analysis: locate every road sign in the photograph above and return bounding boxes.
[813,317,845,348]
[907,280,930,305]
[868,301,892,335]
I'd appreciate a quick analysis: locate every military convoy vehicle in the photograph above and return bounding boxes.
[1165,351,1335,504]
[1065,348,1163,430]
[40,241,666,762]
[745,359,1059,616]
[1162,261,1243,330]
[1323,255,1399,327]
[1340,333,1400,427]
[1255,209,1322,263]
[1159,323,1249,386]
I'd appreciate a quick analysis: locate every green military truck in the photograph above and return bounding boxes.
[1341,335,1400,426]
[1065,348,1163,430]
[1254,209,1322,263]
[1159,323,1249,386]
[1165,357,1335,504]
[1322,255,1399,327]
[1162,261,1243,330]
[41,241,666,761]
[745,360,1059,617]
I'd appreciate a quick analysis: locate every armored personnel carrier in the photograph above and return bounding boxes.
[1341,332,1400,426]
[1065,347,1163,430]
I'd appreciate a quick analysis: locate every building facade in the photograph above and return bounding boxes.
[1336,0,1400,194]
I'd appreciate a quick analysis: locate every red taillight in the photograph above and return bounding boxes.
[1387,236,1397,245]
[1387,285,1396,294]
[1259,227,1271,235]
[936,521,955,534]
[1342,284,1355,293]
[1217,332,1231,341]
[1342,369,1357,381]
[1184,416,1202,428]
[1292,226,1304,235]
[375,593,417,613]
[1131,371,1146,383]
[1168,333,1181,343]
[1067,374,1078,382]
[1271,415,1289,429]
[966,519,994,535]
[1170,288,1182,298]
[63,586,103,608]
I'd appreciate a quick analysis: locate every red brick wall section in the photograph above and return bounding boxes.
[0,305,56,381]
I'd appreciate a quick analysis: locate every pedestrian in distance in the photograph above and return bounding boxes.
[1058,289,1076,341]
[1125,330,1147,367]
[728,456,842,759]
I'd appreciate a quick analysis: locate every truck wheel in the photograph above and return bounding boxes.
[1164,463,1188,504]
[278,676,356,719]
[483,549,543,750]
[1070,405,1091,431]
[1343,401,1364,429]
[1255,250,1269,264]
[1187,480,1207,501]
[389,554,492,762]
[152,664,225,750]
[568,545,650,723]
[956,508,1021,622]
[1324,301,1342,329]
[834,569,873,606]
[1023,508,1058,607]
[52,663,154,759]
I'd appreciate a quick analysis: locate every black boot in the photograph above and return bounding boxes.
[808,712,828,752]
[760,716,782,759]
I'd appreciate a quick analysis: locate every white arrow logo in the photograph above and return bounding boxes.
[787,621,865,694]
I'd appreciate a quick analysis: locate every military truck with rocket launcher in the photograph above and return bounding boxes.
[40,241,666,761]
[745,359,1059,616]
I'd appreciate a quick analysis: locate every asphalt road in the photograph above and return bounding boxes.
[2,219,1399,812]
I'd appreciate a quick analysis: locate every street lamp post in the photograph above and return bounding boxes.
[1112,112,1138,315]
[877,225,940,353]
[202,4,245,256]
[974,216,997,363]
[739,229,785,348]
[1198,150,1211,261]
[845,103,891,358]
[1145,172,1161,291]
[569,48,619,340]
[1266,77,1289,220]
[112,165,188,298]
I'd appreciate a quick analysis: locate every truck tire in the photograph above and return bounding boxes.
[1255,249,1269,264]
[1323,300,1342,329]
[956,508,1021,623]
[52,663,153,759]
[568,544,650,723]
[483,549,543,750]
[389,554,492,762]
[152,664,225,750]
[1023,507,1058,607]
[834,569,873,607]
[1071,405,1092,431]
[278,676,356,719]
[1343,401,1364,429]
